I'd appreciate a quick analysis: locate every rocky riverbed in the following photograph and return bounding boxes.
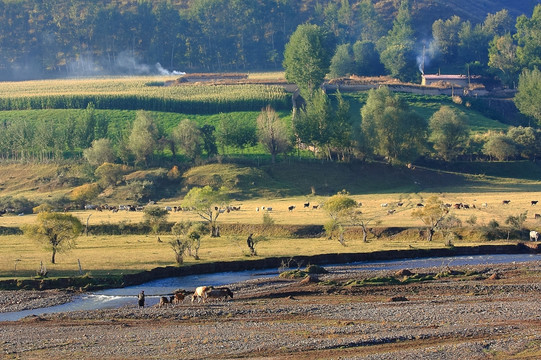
[1,261,540,359]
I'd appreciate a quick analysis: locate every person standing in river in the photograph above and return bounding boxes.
[138,290,145,308]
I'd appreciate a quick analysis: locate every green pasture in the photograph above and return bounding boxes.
[341,92,508,133]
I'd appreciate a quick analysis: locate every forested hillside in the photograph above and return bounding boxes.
[0,0,537,80]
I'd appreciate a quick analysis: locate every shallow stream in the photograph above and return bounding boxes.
[0,253,538,321]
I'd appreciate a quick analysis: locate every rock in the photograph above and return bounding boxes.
[488,273,501,280]
[395,269,413,277]
[300,275,319,284]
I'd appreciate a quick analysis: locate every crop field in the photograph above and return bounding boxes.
[0,76,291,113]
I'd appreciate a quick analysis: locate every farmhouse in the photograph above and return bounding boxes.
[421,74,477,87]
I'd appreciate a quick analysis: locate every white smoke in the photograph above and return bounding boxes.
[155,63,185,76]
[65,52,185,78]
[416,39,439,74]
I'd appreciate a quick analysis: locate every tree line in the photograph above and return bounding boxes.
[0,0,538,83]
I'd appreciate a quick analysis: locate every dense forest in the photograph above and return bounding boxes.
[0,0,538,81]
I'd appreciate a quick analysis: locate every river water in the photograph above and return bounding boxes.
[0,253,539,321]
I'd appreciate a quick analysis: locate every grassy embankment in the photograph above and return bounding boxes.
[1,161,540,281]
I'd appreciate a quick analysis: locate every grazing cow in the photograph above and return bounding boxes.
[304,202,310,208]
[206,287,234,301]
[530,230,539,241]
[380,203,388,207]
[172,291,186,305]
[158,296,170,307]
[482,203,488,208]
[387,209,396,215]
[502,200,511,205]
[531,200,538,206]
[192,286,212,303]
[397,202,403,207]
[312,205,319,209]
[416,203,424,207]
[288,205,295,211]
[535,214,541,220]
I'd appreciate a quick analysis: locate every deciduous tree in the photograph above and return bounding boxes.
[181,186,228,237]
[23,212,83,264]
[256,105,291,164]
[283,23,334,97]
[429,106,469,161]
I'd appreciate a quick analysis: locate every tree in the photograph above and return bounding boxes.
[429,106,469,161]
[23,212,83,264]
[143,206,169,234]
[507,126,539,160]
[256,105,291,164]
[324,191,379,244]
[323,191,358,245]
[69,183,101,205]
[181,186,229,237]
[357,0,385,43]
[488,34,519,87]
[411,196,449,242]
[200,124,218,158]
[283,23,334,97]
[483,9,513,37]
[352,40,383,76]
[83,138,116,167]
[482,133,517,161]
[128,111,158,166]
[293,89,334,159]
[515,5,541,68]
[458,21,491,66]
[432,16,462,63]
[514,67,541,126]
[329,43,355,78]
[216,113,257,153]
[171,119,203,162]
[378,0,417,82]
[330,91,354,161]
[94,163,126,188]
[361,86,427,164]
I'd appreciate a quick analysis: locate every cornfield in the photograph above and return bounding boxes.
[0,77,291,113]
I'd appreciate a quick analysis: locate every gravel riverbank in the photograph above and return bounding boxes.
[1,261,540,359]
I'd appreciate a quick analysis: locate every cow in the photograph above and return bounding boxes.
[192,286,212,303]
[529,230,539,241]
[535,214,541,220]
[303,202,310,208]
[158,296,170,307]
[288,205,295,211]
[387,209,396,215]
[380,203,388,207]
[502,200,511,205]
[172,291,186,305]
[206,287,233,301]
[531,200,538,206]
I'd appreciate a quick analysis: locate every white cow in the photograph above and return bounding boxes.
[530,230,539,241]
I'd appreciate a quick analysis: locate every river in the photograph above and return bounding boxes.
[0,253,539,321]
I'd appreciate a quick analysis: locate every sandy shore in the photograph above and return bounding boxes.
[1,261,540,359]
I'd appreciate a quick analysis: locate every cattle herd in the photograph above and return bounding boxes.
[151,286,234,308]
